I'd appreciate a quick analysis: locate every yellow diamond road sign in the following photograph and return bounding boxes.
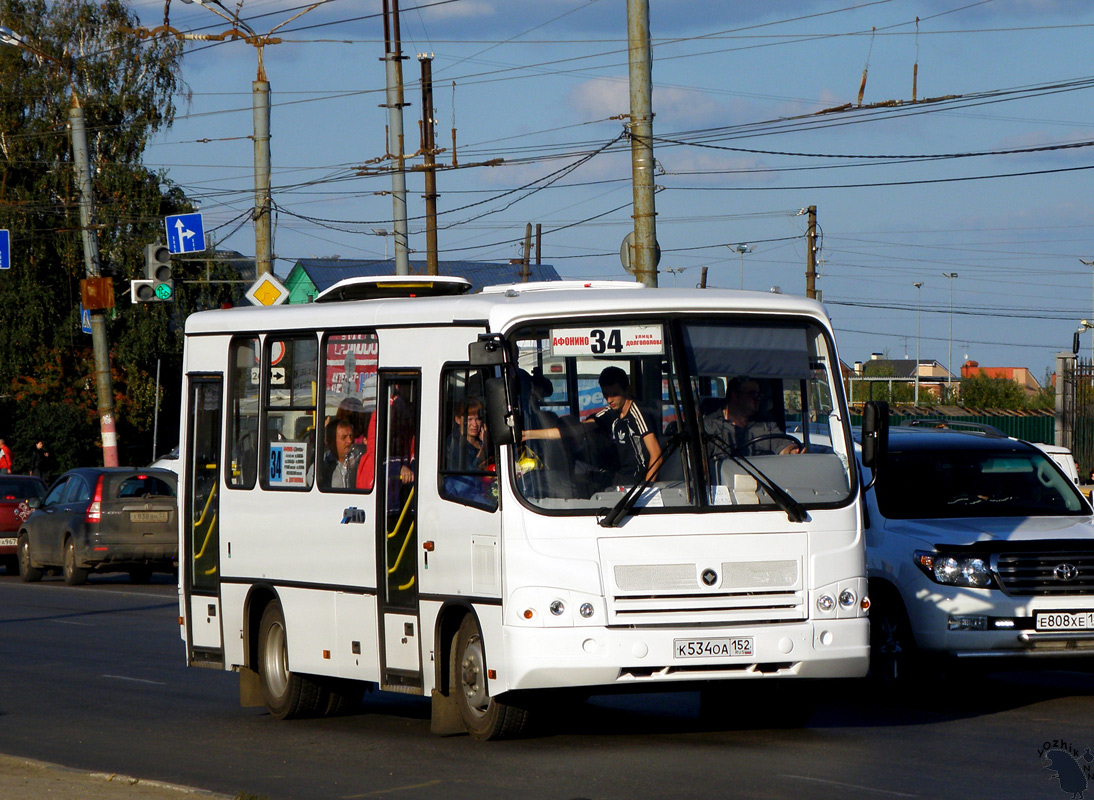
[246,273,289,306]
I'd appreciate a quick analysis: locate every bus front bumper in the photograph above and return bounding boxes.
[497,617,869,692]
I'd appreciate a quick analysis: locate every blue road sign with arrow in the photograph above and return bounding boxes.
[80,304,92,334]
[165,213,206,255]
[0,229,10,270]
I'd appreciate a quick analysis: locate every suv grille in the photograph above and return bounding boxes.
[994,552,1094,596]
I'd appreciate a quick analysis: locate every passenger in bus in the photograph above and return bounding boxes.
[444,400,495,503]
[524,366,662,486]
[321,418,366,490]
[703,376,801,458]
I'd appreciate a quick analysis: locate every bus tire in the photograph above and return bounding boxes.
[322,678,365,716]
[17,534,42,582]
[452,615,529,740]
[257,600,323,719]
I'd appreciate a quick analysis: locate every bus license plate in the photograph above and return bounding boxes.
[674,637,753,658]
[1036,611,1094,631]
[130,511,169,524]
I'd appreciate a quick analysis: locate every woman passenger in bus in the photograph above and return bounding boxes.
[444,400,495,503]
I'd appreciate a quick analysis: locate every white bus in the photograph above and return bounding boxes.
[178,279,877,739]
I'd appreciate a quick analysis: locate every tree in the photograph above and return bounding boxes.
[959,372,1030,410]
[0,0,202,468]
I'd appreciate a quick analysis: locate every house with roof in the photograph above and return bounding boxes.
[847,353,957,400]
[282,258,561,304]
[960,360,1042,396]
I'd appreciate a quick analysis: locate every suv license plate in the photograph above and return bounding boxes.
[1036,611,1094,631]
[130,511,169,524]
[674,637,753,658]
[0,537,15,547]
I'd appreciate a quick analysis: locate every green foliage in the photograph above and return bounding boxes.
[959,372,1031,409]
[0,0,194,463]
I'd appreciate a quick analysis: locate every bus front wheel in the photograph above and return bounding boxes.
[257,599,324,719]
[452,615,529,740]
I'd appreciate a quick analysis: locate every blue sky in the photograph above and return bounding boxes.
[129,0,1094,379]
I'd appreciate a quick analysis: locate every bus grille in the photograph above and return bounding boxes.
[608,559,805,625]
[994,552,1094,596]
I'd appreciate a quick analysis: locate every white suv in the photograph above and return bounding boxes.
[863,427,1094,680]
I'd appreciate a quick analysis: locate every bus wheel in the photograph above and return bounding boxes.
[452,615,529,740]
[17,534,42,582]
[257,600,323,719]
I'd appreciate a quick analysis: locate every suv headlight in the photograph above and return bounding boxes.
[914,551,994,588]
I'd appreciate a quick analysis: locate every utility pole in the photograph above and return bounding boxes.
[419,54,439,275]
[253,67,272,276]
[70,103,119,467]
[626,0,658,288]
[383,0,410,276]
[535,223,542,265]
[522,223,532,282]
[806,205,818,300]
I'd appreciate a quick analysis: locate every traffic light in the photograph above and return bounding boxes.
[146,243,174,301]
[133,243,173,303]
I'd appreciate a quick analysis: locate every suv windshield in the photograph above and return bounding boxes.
[875,446,1087,519]
[510,316,854,514]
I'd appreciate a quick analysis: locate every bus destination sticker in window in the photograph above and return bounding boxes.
[269,442,309,487]
[550,325,664,357]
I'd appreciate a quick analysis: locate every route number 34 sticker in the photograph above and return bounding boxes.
[550,324,664,356]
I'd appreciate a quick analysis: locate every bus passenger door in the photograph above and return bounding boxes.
[375,371,422,692]
[184,375,224,666]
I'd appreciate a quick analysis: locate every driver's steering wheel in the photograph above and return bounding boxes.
[733,432,805,456]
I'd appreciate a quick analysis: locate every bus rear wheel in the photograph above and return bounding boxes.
[257,600,324,719]
[452,615,529,740]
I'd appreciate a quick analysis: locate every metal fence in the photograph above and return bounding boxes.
[849,411,1053,445]
[1061,355,1094,481]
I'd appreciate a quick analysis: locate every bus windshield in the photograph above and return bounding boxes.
[511,317,854,514]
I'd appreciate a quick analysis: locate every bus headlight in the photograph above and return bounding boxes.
[838,589,857,609]
[550,600,565,616]
[579,602,595,618]
[817,594,835,613]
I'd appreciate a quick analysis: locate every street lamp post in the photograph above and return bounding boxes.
[1,25,119,466]
[943,272,958,398]
[731,243,752,289]
[913,281,923,405]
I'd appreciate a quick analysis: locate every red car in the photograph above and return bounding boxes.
[1,475,47,574]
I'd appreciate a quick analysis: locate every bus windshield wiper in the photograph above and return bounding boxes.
[598,430,684,528]
[704,431,808,524]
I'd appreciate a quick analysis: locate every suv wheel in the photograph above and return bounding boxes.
[63,539,89,586]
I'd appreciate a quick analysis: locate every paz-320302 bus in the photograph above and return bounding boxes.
[178,279,877,739]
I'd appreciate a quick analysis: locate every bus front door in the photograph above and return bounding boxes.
[375,372,423,692]
[184,375,224,666]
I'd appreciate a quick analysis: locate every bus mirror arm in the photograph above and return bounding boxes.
[859,400,889,490]
[485,376,520,447]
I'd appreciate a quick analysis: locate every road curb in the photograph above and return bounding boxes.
[0,754,234,799]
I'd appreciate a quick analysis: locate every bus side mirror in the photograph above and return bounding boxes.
[860,400,889,471]
[484,376,518,447]
[469,336,506,367]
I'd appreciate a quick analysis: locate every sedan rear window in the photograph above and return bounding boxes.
[116,475,176,499]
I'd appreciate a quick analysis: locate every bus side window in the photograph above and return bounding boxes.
[319,331,379,493]
[227,336,260,489]
[262,336,318,491]
[438,366,497,511]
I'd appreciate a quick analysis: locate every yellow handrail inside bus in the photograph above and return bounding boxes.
[193,511,217,561]
[386,485,415,540]
[387,520,415,575]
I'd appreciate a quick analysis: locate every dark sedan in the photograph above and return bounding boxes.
[1,475,47,574]
[18,467,178,585]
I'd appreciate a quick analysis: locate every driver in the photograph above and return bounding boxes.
[703,376,800,458]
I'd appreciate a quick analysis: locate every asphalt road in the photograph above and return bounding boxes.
[1,571,1092,800]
